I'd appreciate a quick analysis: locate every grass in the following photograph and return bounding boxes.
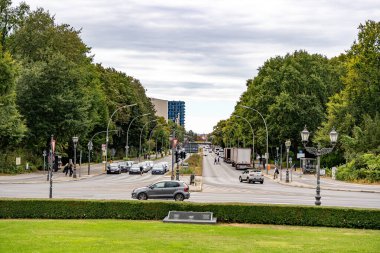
[180,153,203,175]
[0,220,379,253]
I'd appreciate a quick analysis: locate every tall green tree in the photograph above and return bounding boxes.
[317,20,380,144]
[0,0,29,55]
[235,50,343,152]
[0,52,26,149]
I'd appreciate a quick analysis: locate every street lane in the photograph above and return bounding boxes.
[0,153,379,208]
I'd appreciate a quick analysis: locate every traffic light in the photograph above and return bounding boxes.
[175,151,180,163]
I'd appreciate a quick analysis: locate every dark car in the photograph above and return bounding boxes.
[131,180,190,201]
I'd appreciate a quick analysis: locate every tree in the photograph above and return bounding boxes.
[0,0,29,55]
[232,50,343,152]
[0,52,26,149]
[317,20,380,143]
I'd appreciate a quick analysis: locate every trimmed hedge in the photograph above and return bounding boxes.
[0,199,379,229]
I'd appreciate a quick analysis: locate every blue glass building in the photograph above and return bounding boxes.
[168,101,185,127]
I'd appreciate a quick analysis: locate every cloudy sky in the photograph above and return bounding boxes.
[15,0,380,133]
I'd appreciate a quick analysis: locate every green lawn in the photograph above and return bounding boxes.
[0,220,379,253]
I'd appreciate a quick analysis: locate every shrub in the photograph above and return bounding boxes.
[0,199,379,229]
[336,153,380,183]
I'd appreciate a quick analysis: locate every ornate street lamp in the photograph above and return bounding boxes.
[285,139,291,183]
[301,126,338,206]
[72,136,79,178]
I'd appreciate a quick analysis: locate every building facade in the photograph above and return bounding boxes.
[168,101,185,127]
[150,98,168,122]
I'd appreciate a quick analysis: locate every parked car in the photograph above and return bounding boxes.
[239,169,264,184]
[118,161,134,173]
[129,164,143,174]
[151,164,165,175]
[142,161,154,172]
[160,162,169,172]
[131,180,190,201]
[141,162,151,173]
[106,162,121,174]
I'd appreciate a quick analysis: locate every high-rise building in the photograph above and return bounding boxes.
[168,101,185,127]
[150,98,168,122]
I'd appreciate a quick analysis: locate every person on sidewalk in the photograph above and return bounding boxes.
[274,167,279,179]
[67,159,73,177]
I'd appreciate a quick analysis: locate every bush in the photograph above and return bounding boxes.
[0,199,379,229]
[336,153,380,183]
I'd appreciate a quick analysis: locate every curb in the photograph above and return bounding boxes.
[0,172,105,184]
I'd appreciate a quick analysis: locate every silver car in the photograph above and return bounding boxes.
[131,180,190,201]
[118,161,134,173]
[129,164,143,174]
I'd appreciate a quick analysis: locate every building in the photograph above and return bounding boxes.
[168,101,185,127]
[150,98,168,122]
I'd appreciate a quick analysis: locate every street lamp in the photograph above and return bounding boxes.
[239,105,269,173]
[87,140,93,175]
[126,113,150,158]
[301,126,338,206]
[148,123,162,159]
[105,103,137,167]
[139,119,158,162]
[232,115,255,168]
[285,139,291,183]
[72,136,79,178]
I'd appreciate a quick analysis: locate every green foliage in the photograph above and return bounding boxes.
[0,53,26,149]
[1,199,379,229]
[336,153,380,183]
[317,20,380,146]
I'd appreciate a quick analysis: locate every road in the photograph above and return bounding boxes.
[0,153,379,209]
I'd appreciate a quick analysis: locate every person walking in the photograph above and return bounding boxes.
[140,165,143,176]
[274,166,279,179]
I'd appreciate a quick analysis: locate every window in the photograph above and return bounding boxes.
[165,182,180,188]
[152,182,165,188]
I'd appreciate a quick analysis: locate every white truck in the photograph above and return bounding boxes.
[224,148,232,163]
[233,148,252,170]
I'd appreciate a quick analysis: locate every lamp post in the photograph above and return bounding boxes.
[276,147,279,165]
[43,150,48,181]
[232,115,255,168]
[239,105,269,173]
[105,103,137,167]
[301,126,338,206]
[87,141,93,175]
[125,113,150,158]
[139,119,158,162]
[87,130,118,175]
[72,136,79,178]
[148,123,162,159]
[285,139,291,183]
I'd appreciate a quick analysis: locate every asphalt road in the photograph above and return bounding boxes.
[0,153,379,209]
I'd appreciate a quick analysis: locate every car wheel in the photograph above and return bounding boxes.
[239,177,242,182]
[137,193,148,200]
[174,193,185,201]
[260,180,264,184]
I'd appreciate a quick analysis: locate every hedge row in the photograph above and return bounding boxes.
[0,199,379,229]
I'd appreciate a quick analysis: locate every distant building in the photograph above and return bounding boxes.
[168,101,185,127]
[150,98,168,122]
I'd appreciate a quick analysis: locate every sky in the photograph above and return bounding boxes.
[14,0,380,133]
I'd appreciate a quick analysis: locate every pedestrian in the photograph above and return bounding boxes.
[68,159,73,177]
[63,163,68,176]
[274,167,279,179]
[140,165,143,176]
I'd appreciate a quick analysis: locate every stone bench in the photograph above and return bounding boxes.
[163,211,217,224]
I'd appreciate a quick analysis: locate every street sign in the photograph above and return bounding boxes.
[297,153,305,159]
[16,157,21,166]
[102,144,106,156]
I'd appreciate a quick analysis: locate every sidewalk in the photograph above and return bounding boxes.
[0,162,106,184]
[263,167,380,193]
